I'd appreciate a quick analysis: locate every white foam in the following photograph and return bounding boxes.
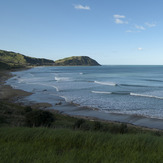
[130,93,163,100]
[54,77,71,81]
[94,81,117,86]
[79,72,83,75]
[53,86,59,92]
[60,96,69,102]
[92,91,112,94]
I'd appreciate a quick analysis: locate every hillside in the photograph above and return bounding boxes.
[0,50,101,69]
[0,50,55,69]
[55,56,100,66]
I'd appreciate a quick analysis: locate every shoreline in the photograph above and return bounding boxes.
[1,69,163,131]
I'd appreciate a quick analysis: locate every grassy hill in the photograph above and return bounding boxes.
[0,50,55,69]
[55,56,100,66]
[0,50,101,69]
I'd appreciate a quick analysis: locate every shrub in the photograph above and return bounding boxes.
[25,110,55,127]
[24,106,32,113]
[74,119,85,129]
[80,122,91,131]
[120,123,128,134]
[93,121,103,131]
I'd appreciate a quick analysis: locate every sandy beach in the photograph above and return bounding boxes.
[1,69,163,131]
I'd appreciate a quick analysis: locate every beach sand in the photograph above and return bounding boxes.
[1,69,163,131]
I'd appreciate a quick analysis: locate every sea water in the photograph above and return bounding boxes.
[6,65,163,119]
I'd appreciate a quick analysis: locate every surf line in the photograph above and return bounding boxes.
[130,93,163,100]
[94,81,117,86]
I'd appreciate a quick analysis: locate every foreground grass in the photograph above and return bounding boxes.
[0,101,163,162]
[0,127,163,163]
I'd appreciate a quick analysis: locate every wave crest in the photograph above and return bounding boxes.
[94,81,117,86]
[130,93,163,100]
[55,77,71,81]
[92,91,112,94]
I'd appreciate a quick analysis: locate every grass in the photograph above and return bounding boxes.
[0,49,55,69]
[0,100,163,162]
[54,56,100,66]
[0,127,163,163]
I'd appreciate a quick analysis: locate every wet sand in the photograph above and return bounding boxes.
[1,69,163,131]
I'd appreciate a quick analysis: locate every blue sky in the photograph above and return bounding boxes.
[0,0,163,65]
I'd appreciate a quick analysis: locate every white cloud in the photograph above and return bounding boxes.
[145,22,156,28]
[113,15,125,19]
[135,25,146,30]
[74,4,90,10]
[113,14,128,24]
[115,19,128,24]
[138,47,143,51]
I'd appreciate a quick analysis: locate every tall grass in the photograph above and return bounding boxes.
[0,127,163,163]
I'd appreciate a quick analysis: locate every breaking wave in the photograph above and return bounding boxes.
[130,93,163,100]
[91,90,163,100]
[94,81,117,86]
[91,91,112,94]
[54,77,71,81]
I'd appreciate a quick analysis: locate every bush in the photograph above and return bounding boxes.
[24,106,32,113]
[74,119,85,129]
[25,110,55,127]
[120,123,128,134]
[80,122,91,131]
[93,121,103,131]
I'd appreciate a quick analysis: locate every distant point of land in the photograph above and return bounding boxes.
[54,56,100,66]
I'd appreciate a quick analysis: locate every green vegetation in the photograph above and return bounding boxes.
[0,50,101,69]
[0,100,163,162]
[25,109,55,127]
[55,56,100,66]
[0,50,55,69]
[0,127,163,163]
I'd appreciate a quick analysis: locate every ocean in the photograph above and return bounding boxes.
[6,65,163,120]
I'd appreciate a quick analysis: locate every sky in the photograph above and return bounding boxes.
[0,0,163,65]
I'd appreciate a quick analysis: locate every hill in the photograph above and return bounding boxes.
[54,56,100,66]
[0,50,100,69]
[0,50,55,69]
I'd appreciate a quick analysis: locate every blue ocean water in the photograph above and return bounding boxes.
[6,65,163,119]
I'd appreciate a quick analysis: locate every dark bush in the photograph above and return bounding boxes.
[80,123,91,131]
[154,131,161,137]
[120,123,128,134]
[0,115,6,124]
[74,119,85,129]
[24,106,32,113]
[25,110,55,127]
[93,121,103,131]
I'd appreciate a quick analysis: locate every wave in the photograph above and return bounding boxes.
[120,84,149,88]
[130,93,163,100]
[94,81,117,86]
[112,91,130,95]
[91,90,163,99]
[52,86,59,92]
[92,91,112,94]
[92,91,130,95]
[54,77,71,81]
[144,79,163,83]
